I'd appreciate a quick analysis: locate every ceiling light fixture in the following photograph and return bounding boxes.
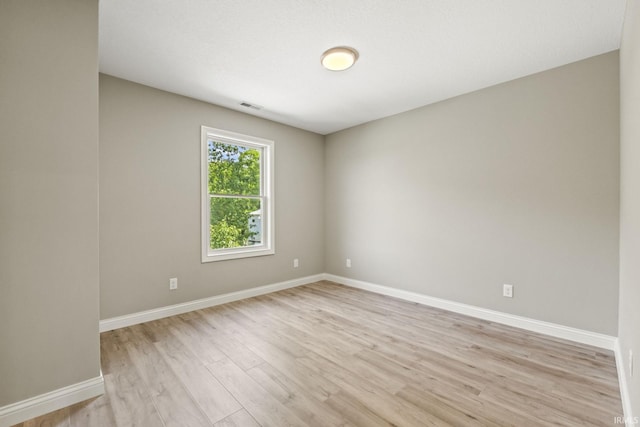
[321,46,359,71]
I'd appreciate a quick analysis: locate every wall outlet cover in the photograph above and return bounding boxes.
[503,284,513,298]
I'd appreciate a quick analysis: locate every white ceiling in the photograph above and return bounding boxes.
[99,0,626,135]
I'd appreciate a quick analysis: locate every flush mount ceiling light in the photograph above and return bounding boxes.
[321,46,359,71]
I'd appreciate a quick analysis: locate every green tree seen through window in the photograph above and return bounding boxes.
[208,141,261,249]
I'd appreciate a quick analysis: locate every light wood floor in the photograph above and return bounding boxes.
[15,281,623,426]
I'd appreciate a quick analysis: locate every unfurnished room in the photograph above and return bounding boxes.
[1,0,639,426]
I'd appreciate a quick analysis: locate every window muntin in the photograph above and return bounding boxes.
[201,127,274,262]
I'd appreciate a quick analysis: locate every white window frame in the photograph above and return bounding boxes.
[201,126,275,262]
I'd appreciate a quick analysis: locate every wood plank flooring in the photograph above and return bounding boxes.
[14,281,623,426]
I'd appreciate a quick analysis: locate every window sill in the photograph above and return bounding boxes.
[202,247,275,263]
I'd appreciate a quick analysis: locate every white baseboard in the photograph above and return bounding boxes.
[614,339,635,426]
[101,272,617,350]
[99,274,325,332]
[323,274,617,350]
[0,374,104,427]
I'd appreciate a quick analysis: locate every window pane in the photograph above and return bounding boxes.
[208,140,260,196]
[209,197,262,250]
[201,126,273,262]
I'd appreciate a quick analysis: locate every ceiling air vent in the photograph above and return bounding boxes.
[240,101,263,111]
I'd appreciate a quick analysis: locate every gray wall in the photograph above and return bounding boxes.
[0,0,101,407]
[99,75,325,319]
[325,52,620,335]
[619,0,640,417]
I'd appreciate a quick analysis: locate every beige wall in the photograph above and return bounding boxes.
[99,75,325,319]
[325,52,620,335]
[0,0,101,407]
[619,0,640,418]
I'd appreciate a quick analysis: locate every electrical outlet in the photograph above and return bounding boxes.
[503,284,513,298]
[169,277,178,290]
[293,258,299,268]
[630,350,634,377]
[346,258,352,268]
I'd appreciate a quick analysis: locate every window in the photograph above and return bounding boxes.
[201,126,274,262]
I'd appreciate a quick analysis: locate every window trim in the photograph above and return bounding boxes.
[201,126,275,262]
